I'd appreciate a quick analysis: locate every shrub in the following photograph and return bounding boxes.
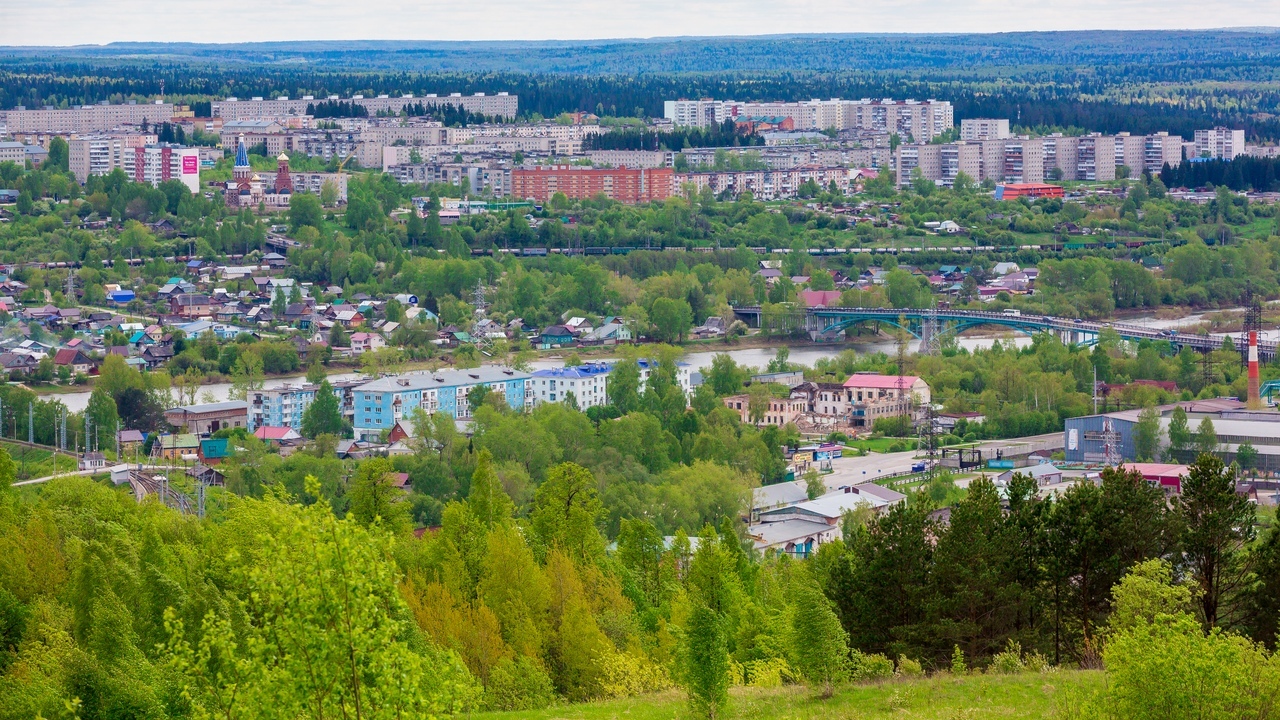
[849,651,895,682]
[485,656,556,711]
[950,645,967,675]
[896,655,924,677]
[600,650,671,698]
[987,640,1026,674]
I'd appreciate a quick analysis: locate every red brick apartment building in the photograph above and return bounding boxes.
[511,166,675,204]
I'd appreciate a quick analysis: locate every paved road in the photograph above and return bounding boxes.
[822,450,921,491]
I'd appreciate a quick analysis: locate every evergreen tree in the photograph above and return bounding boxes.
[301,381,344,438]
[683,603,729,720]
[1179,453,1255,628]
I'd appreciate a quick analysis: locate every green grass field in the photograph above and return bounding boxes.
[847,437,918,454]
[472,671,1104,720]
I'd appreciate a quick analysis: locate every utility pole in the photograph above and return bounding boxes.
[27,402,32,445]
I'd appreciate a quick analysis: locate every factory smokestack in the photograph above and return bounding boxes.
[1248,330,1261,409]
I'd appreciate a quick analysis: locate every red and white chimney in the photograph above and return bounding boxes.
[1248,330,1261,409]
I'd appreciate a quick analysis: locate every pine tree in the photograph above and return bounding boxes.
[1179,453,1255,628]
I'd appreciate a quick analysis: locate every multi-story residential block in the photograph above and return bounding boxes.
[351,367,531,440]
[511,166,674,204]
[1144,132,1184,172]
[1194,127,1247,160]
[249,384,317,430]
[529,363,612,408]
[1247,144,1280,159]
[664,98,953,141]
[895,142,983,187]
[1002,138,1045,184]
[960,118,1011,141]
[587,150,672,168]
[1070,134,1112,181]
[1,102,175,134]
[0,141,50,167]
[212,92,518,120]
[1114,133,1147,177]
[678,166,858,200]
[387,162,512,196]
[68,136,201,191]
[289,172,348,203]
[1041,135,1081,180]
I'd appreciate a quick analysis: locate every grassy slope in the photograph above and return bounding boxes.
[472,670,1105,720]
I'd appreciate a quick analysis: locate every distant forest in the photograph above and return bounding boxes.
[4,31,1280,139]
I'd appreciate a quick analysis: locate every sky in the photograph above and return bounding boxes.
[4,0,1280,46]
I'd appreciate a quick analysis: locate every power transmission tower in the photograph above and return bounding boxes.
[919,305,941,356]
[1101,417,1122,467]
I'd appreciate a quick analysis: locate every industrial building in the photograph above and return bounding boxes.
[1063,398,1280,472]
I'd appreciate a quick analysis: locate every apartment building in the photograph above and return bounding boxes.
[1,102,174,134]
[587,150,671,168]
[1114,133,1147,177]
[529,363,612,408]
[678,166,857,200]
[351,367,531,440]
[511,166,675,204]
[212,92,518,120]
[895,142,983,187]
[289,172,349,203]
[68,136,201,192]
[960,118,1011,141]
[664,98,953,140]
[0,141,49,167]
[1002,138,1045,184]
[249,384,317,430]
[1076,135,1116,181]
[1144,132,1184,172]
[387,162,512,196]
[1042,135,1081,180]
[1194,127,1247,160]
[842,99,953,142]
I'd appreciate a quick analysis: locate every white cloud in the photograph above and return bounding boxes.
[3,0,1279,46]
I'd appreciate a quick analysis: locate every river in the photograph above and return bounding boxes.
[47,334,1034,413]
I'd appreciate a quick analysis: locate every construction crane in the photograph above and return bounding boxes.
[335,150,357,175]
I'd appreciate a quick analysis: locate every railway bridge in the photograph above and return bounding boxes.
[731,306,1276,360]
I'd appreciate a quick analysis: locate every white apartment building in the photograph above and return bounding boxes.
[664,98,953,141]
[960,118,1011,141]
[212,93,518,120]
[1,102,174,134]
[1144,132,1184,172]
[1194,127,1247,160]
[587,150,672,168]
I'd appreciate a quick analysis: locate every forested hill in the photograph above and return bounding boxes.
[5,30,1280,73]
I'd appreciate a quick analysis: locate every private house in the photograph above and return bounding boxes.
[52,348,97,375]
[349,332,387,355]
[538,325,575,347]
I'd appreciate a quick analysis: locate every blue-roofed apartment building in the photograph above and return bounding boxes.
[249,383,317,431]
[352,367,531,440]
[530,362,613,408]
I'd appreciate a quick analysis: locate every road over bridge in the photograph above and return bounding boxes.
[732,306,1276,360]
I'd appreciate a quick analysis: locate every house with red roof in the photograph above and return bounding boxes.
[253,426,302,443]
[53,348,97,375]
[799,290,843,308]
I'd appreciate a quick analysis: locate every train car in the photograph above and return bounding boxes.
[585,247,608,255]
[520,247,548,257]
[610,247,635,255]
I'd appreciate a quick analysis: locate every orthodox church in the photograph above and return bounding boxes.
[224,135,295,210]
